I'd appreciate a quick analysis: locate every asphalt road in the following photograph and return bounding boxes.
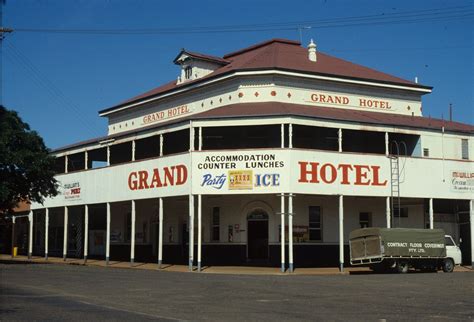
[0,263,473,321]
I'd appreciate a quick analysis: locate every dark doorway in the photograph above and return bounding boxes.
[247,210,269,261]
[459,212,471,265]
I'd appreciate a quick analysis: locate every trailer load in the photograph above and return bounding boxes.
[349,228,462,273]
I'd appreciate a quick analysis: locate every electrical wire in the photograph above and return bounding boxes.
[11,6,474,35]
[4,40,102,138]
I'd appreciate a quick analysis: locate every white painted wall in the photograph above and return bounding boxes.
[105,74,428,135]
[34,148,473,211]
[421,131,472,160]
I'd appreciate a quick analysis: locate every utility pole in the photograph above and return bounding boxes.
[1,0,13,106]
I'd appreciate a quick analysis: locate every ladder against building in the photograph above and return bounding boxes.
[389,155,401,227]
[389,140,407,227]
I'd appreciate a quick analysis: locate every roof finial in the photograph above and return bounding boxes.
[308,39,317,62]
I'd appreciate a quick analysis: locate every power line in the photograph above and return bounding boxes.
[11,6,473,35]
[0,0,13,106]
[4,40,102,138]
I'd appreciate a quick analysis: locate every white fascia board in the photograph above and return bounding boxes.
[100,70,431,117]
[240,70,432,93]
[193,116,291,128]
[99,73,238,117]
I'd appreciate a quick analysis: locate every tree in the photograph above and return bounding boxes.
[0,105,58,214]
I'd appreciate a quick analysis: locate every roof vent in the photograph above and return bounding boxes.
[308,39,317,62]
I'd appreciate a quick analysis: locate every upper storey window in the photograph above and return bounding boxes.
[184,66,192,80]
[461,139,469,160]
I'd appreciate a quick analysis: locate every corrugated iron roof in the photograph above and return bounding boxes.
[100,38,431,115]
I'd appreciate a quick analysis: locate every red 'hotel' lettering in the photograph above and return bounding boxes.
[128,164,188,190]
[359,99,392,109]
[298,162,387,186]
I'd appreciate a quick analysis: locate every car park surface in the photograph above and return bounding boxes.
[1,262,473,321]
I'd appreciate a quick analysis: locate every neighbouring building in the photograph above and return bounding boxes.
[8,39,474,271]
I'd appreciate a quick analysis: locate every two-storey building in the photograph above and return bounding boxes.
[12,39,474,272]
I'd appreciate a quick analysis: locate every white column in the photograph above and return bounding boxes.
[288,194,294,273]
[339,195,344,272]
[65,155,68,173]
[63,206,68,261]
[158,197,163,268]
[385,132,389,156]
[189,194,194,271]
[159,134,164,157]
[106,203,110,264]
[131,200,136,265]
[288,124,293,149]
[106,146,111,166]
[45,208,49,260]
[386,196,391,228]
[280,124,285,148]
[84,205,89,262]
[132,140,136,161]
[198,127,203,151]
[429,198,434,229]
[189,125,195,152]
[197,194,202,272]
[28,211,33,259]
[84,151,88,170]
[338,128,342,152]
[11,216,16,258]
[280,194,285,273]
[470,200,474,268]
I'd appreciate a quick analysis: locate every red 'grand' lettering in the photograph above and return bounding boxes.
[128,164,188,190]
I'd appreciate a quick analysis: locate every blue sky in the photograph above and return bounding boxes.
[2,0,473,149]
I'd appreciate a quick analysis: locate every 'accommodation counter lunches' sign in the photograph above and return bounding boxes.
[193,151,289,194]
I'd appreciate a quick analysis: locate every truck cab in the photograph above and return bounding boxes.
[445,235,462,267]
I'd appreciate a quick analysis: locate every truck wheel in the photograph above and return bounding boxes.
[396,261,409,274]
[442,259,454,273]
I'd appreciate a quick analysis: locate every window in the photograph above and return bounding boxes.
[184,66,192,80]
[444,236,455,246]
[423,148,429,157]
[309,206,322,241]
[461,139,469,160]
[394,207,408,218]
[211,207,220,241]
[359,212,372,228]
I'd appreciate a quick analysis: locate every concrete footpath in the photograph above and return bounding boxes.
[1,254,472,275]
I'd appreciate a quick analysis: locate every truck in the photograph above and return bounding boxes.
[349,228,462,273]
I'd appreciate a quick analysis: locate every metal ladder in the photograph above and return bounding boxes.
[389,140,408,228]
[389,155,401,227]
